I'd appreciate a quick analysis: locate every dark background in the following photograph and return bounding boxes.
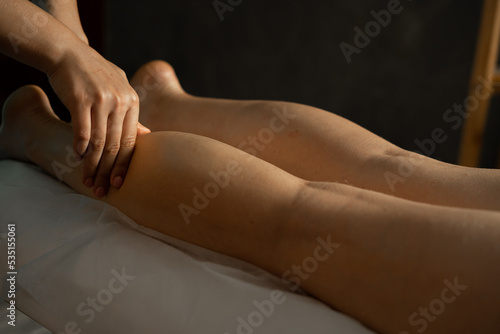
[2,0,496,165]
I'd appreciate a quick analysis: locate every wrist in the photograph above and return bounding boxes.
[76,32,89,45]
[36,0,89,46]
[44,35,91,77]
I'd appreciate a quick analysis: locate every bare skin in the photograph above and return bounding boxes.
[36,0,89,45]
[0,0,149,198]
[1,83,499,334]
[130,61,500,212]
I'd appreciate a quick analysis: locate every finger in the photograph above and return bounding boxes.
[81,106,108,194]
[93,111,125,197]
[110,103,139,189]
[71,104,91,159]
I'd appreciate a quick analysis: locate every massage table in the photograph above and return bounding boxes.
[0,159,375,334]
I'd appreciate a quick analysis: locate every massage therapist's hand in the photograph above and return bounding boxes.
[48,44,150,198]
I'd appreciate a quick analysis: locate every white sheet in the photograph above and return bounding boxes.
[0,159,375,334]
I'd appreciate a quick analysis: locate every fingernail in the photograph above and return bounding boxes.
[95,186,106,198]
[113,176,123,188]
[84,178,94,188]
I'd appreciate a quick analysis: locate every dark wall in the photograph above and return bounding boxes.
[0,0,104,123]
[105,0,483,164]
[0,1,485,164]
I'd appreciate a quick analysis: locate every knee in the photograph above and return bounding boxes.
[377,148,429,175]
[285,180,350,227]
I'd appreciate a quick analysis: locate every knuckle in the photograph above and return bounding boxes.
[129,90,139,104]
[110,96,126,114]
[76,131,90,142]
[104,142,121,155]
[112,94,122,106]
[121,135,136,148]
[118,68,127,78]
[114,93,137,113]
[94,91,109,104]
[70,89,86,103]
[90,137,106,150]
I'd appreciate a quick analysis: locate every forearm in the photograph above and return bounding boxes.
[0,0,85,74]
[33,0,88,44]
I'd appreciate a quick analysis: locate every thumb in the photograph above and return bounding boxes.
[137,122,151,135]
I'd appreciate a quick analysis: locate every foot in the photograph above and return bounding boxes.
[0,85,59,162]
[130,60,185,131]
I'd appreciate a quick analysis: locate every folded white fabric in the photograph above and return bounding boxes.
[0,160,374,334]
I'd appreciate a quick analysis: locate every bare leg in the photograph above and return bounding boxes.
[130,61,500,211]
[1,86,500,333]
